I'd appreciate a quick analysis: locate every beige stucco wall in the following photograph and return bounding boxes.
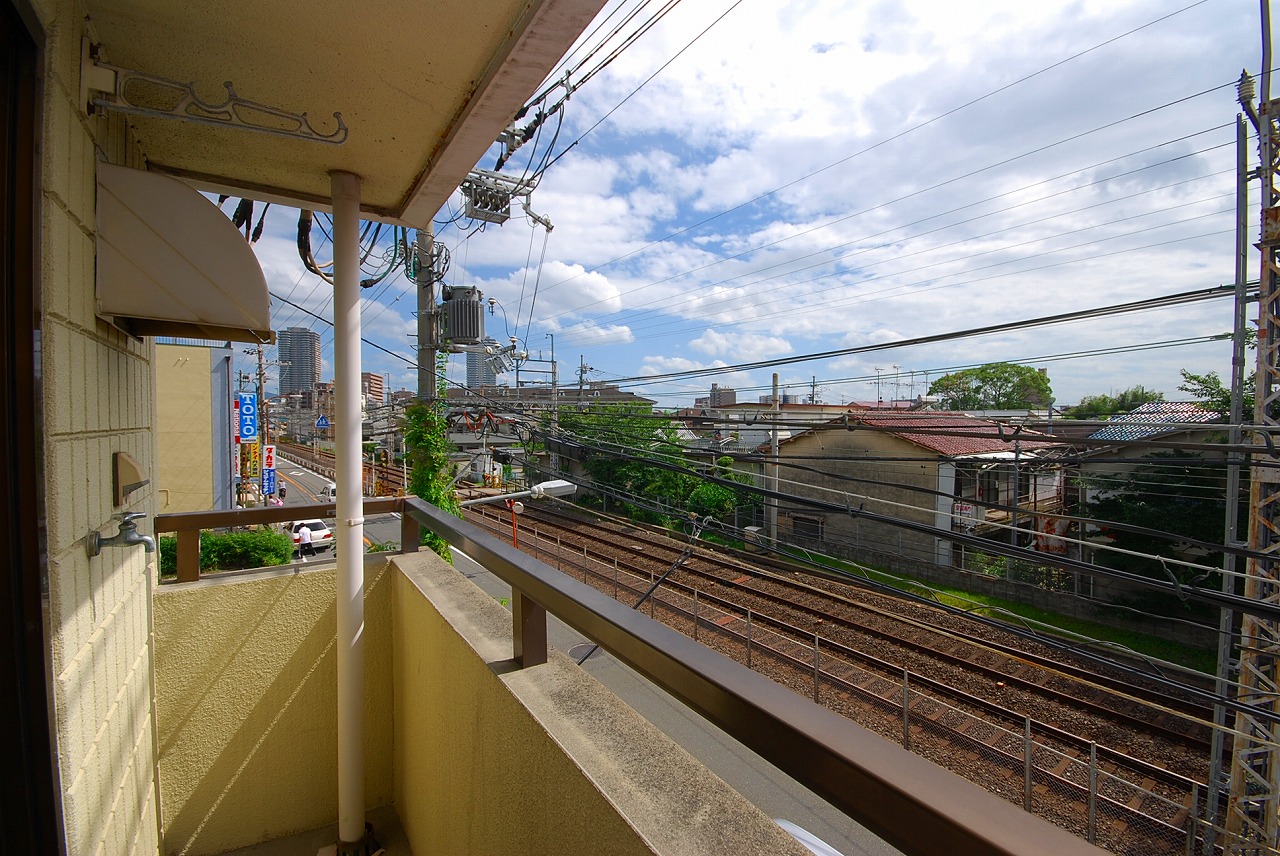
[156,344,217,512]
[782,429,941,562]
[152,562,394,856]
[392,551,810,856]
[31,0,163,853]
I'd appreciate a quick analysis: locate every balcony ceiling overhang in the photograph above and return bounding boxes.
[84,0,605,225]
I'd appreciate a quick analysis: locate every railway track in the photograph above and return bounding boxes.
[465,501,1220,855]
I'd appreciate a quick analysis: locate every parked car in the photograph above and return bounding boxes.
[291,520,333,553]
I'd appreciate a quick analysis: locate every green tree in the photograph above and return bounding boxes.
[686,456,758,523]
[927,363,1051,410]
[1062,385,1163,419]
[1178,369,1254,418]
[1079,451,1235,595]
[557,403,699,524]
[403,398,461,560]
[1179,329,1257,418]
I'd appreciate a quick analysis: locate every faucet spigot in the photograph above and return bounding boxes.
[87,512,156,557]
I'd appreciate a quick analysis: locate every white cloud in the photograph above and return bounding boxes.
[690,328,792,361]
[242,1,1257,410]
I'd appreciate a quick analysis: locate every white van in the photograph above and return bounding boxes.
[325,483,337,501]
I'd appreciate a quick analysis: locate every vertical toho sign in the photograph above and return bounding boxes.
[238,392,258,441]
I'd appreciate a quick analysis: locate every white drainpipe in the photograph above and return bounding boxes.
[331,170,365,846]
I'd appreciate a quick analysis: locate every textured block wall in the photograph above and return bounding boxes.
[30,0,162,852]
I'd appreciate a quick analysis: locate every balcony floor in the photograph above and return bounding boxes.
[215,805,410,856]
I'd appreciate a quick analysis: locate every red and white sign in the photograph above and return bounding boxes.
[263,444,276,470]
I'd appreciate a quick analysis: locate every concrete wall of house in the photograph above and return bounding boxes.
[781,429,940,563]
[152,563,394,855]
[156,344,223,513]
[31,0,162,852]
[391,551,810,856]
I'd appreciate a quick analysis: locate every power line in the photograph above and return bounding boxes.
[606,283,1243,385]
[533,0,1221,302]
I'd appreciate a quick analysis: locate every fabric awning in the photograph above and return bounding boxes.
[96,163,274,343]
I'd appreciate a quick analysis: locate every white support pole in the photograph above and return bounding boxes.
[330,170,365,847]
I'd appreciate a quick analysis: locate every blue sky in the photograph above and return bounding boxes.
[245,0,1262,410]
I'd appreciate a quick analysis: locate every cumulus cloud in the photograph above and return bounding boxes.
[690,328,792,361]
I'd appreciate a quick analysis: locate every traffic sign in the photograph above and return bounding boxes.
[315,415,330,429]
[238,392,259,441]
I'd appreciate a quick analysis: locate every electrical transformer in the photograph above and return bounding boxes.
[441,286,484,345]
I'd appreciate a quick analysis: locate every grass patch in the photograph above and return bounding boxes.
[779,550,1217,675]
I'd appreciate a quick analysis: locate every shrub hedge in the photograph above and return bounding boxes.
[158,528,294,577]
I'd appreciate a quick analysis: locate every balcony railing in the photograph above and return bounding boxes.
[155,498,1101,856]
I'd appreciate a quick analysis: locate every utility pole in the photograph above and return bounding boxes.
[768,373,780,544]
[548,333,559,475]
[1208,109,1256,853]
[416,227,436,402]
[1229,9,1280,845]
[578,355,592,397]
[256,345,267,446]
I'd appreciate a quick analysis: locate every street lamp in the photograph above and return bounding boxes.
[459,479,577,546]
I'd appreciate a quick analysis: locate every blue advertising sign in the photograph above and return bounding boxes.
[238,392,259,441]
[262,468,277,496]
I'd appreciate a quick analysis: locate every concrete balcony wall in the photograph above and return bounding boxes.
[153,549,807,856]
[390,551,809,856]
[153,562,394,856]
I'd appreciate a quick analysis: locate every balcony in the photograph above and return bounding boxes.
[152,499,1100,856]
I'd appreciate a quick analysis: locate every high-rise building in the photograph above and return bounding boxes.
[466,337,499,389]
[361,371,385,407]
[277,327,321,396]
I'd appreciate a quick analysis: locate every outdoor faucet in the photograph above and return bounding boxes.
[87,512,156,557]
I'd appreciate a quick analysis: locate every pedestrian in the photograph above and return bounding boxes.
[297,523,314,561]
[279,485,286,500]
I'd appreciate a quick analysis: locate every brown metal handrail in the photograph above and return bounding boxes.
[154,497,418,583]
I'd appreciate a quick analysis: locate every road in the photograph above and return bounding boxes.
[274,456,404,550]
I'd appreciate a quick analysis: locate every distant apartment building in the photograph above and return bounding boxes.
[466,337,499,389]
[277,326,321,396]
[694,383,737,407]
[361,371,386,407]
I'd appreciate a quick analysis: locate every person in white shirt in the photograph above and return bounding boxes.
[297,523,314,561]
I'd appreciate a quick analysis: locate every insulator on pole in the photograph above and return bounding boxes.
[1240,70,1257,107]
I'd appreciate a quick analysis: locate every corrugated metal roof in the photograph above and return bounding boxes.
[1088,401,1222,442]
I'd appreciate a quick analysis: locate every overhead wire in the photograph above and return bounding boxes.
[546,121,1237,329]
[604,283,1243,386]
[538,429,1270,613]
[572,147,1237,335]
[532,0,1221,300]
[592,191,1238,347]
